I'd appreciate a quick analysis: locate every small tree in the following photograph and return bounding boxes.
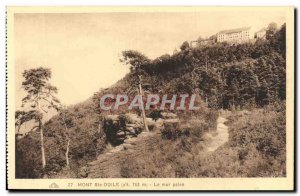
[180,41,190,51]
[20,67,60,169]
[197,36,204,42]
[58,106,75,168]
[266,22,278,40]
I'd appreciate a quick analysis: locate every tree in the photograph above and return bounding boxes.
[20,67,60,169]
[120,50,150,72]
[209,34,217,42]
[256,79,270,106]
[120,50,150,132]
[58,106,75,168]
[197,36,204,42]
[180,41,190,51]
[269,23,286,57]
[15,110,27,133]
[15,110,41,134]
[266,22,278,40]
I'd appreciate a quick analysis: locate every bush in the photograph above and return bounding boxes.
[148,109,162,121]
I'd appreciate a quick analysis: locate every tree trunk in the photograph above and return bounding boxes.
[39,120,46,169]
[37,98,46,169]
[205,55,208,71]
[65,138,70,168]
[138,76,149,132]
[61,112,71,168]
[98,121,103,137]
[17,124,21,133]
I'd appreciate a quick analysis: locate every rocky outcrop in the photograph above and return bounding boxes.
[103,112,179,145]
[78,112,181,178]
[103,114,144,145]
[78,113,183,178]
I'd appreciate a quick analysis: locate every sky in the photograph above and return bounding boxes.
[14,10,286,107]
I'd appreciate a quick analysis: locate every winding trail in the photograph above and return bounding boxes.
[203,116,229,152]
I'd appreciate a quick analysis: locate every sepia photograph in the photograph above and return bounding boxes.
[6,6,294,190]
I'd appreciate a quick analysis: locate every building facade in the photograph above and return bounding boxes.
[217,27,254,43]
[189,26,267,48]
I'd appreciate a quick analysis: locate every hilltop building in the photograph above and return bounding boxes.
[217,27,254,43]
[189,25,268,48]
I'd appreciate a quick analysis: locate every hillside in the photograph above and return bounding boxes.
[15,23,286,178]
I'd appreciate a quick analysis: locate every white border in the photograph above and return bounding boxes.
[1,1,299,195]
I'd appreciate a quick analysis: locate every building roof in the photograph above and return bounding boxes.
[257,27,267,32]
[218,27,251,34]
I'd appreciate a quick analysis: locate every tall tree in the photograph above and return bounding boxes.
[120,50,150,132]
[21,67,60,169]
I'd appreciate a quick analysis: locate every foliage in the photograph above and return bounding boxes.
[180,41,190,51]
[21,67,60,110]
[266,22,278,40]
[195,102,286,177]
[148,109,162,121]
[140,23,286,109]
[120,50,151,73]
[16,99,106,178]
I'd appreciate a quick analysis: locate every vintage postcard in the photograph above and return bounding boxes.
[6,6,294,191]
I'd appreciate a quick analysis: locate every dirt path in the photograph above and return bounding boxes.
[78,131,161,178]
[203,116,229,152]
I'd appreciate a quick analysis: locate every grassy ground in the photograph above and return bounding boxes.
[195,103,286,177]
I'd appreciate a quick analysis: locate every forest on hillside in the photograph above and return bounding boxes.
[15,23,286,178]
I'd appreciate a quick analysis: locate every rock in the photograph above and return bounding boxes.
[126,126,136,132]
[78,167,88,178]
[116,131,125,137]
[122,144,132,150]
[125,113,141,123]
[154,118,164,129]
[103,113,161,145]
[126,131,137,136]
[146,118,154,122]
[126,123,138,128]
[164,118,180,124]
[161,112,177,119]
[105,115,119,122]
[178,122,191,130]
[146,118,156,130]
